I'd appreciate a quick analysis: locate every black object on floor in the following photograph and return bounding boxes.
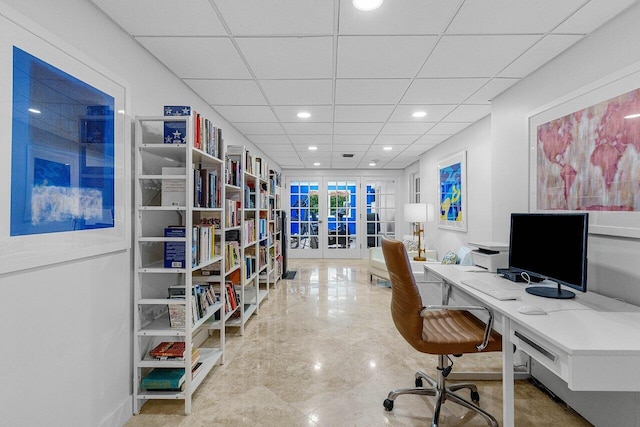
[283,270,297,280]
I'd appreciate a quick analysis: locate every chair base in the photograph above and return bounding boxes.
[383,357,498,427]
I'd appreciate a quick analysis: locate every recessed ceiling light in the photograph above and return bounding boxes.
[297,112,311,119]
[313,162,320,166]
[353,0,383,11]
[28,108,41,114]
[412,111,427,118]
[308,146,318,151]
[369,162,377,166]
[383,146,392,151]
[624,113,640,119]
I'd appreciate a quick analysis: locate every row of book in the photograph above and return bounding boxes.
[163,225,219,269]
[225,155,241,187]
[194,167,221,209]
[224,241,240,272]
[224,282,241,315]
[225,199,241,228]
[167,283,219,328]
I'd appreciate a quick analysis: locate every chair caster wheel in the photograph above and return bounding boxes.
[415,377,423,387]
[383,399,394,411]
[471,391,480,402]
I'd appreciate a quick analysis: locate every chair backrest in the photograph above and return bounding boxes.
[381,238,425,349]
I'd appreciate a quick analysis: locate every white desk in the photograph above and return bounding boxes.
[424,264,640,426]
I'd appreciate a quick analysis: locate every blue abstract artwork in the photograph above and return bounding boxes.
[11,46,115,236]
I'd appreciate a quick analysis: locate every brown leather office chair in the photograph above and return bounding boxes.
[381,238,502,427]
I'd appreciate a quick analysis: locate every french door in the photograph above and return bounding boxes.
[287,177,361,259]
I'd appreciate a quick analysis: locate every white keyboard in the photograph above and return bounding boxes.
[461,278,520,301]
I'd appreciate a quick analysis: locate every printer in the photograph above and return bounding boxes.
[467,241,509,273]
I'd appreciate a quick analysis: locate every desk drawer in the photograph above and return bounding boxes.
[511,327,568,381]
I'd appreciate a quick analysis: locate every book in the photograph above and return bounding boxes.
[161,167,186,207]
[167,303,186,328]
[163,105,190,144]
[164,226,186,268]
[141,367,185,390]
[149,341,186,359]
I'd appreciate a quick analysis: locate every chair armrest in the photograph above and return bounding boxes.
[419,304,496,352]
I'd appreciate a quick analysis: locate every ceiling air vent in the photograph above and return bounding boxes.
[342,153,354,158]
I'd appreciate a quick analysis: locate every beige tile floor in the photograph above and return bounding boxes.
[127,259,592,426]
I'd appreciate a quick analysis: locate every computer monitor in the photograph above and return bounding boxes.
[508,212,589,299]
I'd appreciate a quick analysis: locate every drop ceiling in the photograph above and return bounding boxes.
[90,0,637,169]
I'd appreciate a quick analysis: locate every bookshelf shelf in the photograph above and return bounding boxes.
[133,112,227,415]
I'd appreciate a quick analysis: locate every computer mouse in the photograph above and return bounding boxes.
[518,305,547,315]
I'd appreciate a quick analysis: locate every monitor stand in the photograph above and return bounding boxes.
[526,283,575,299]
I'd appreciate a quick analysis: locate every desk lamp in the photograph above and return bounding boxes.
[404,203,434,261]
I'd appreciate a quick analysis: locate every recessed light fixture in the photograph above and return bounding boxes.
[28,108,41,114]
[383,146,392,151]
[117,110,126,115]
[624,113,640,119]
[369,162,377,166]
[308,146,318,151]
[412,111,427,118]
[297,112,311,119]
[353,0,383,11]
[313,162,320,166]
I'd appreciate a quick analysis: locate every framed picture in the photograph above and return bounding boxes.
[0,8,130,274]
[528,63,640,238]
[438,150,467,232]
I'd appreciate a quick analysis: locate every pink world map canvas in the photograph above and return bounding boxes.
[537,88,640,211]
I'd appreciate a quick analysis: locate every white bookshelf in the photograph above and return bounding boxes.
[133,114,226,415]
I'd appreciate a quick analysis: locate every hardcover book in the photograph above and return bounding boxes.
[141,367,185,390]
[149,341,186,359]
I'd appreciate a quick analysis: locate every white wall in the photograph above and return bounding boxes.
[417,116,493,258]
[0,1,275,426]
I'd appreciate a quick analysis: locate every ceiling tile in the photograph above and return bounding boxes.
[401,78,488,104]
[184,79,267,105]
[447,0,586,34]
[380,122,434,135]
[499,35,584,78]
[137,37,250,79]
[214,106,277,122]
[246,135,290,144]
[427,122,472,134]
[337,36,437,78]
[420,35,539,78]
[389,105,457,122]
[91,0,226,36]
[445,105,491,122]
[373,135,422,145]
[232,122,284,135]
[466,78,520,103]
[236,37,333,79]
[333,122,384,134]
[272,105,333,122]
[335,79,411,104]
[257,143,294,152]
[332,144,372,152]
[332,135,376,145]
[338,0,460,35]
[557,0,637,33]
[334,105,395,122]
[288,135,333,145]
[413,134,451,145]
[260,79,333,105]
[281,122,333,134]
[214,0,334,35]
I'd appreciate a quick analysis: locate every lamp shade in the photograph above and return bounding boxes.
[426,202,435,223]
[404,203,427,223]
